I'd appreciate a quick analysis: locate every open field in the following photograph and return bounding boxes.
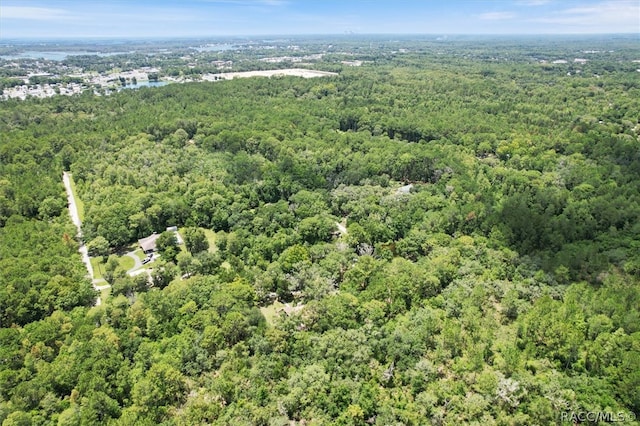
[202,68,338,81]
[202,228,218,253]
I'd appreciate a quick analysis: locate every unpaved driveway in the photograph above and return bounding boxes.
[63,172,109,305]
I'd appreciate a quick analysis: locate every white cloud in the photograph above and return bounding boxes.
[0,6,71,20]
[531,0,639,31]
[517,0,552,6]
[479,11,517,20]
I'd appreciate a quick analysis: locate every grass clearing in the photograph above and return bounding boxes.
[100,287,111,304]
[260,300,284,327]
[91,252,136,277]
[119,255,135,271]
[90,257,105,280]
[67,173,85,222]
[202,228,218,253]
[133,249,146,262]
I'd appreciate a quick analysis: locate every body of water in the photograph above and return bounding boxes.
[193,44,235,52]
[120,81,169,90]
[0,51,131,61]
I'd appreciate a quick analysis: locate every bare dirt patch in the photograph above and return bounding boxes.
[203,68,338,81]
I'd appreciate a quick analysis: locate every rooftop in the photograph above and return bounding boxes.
[139,232,160,253]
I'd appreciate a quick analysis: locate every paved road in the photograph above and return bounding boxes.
[63,172,109,306]
[126,251,143,275]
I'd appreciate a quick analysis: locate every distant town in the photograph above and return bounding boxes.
[0,38,367,100]
[3,35,637,101]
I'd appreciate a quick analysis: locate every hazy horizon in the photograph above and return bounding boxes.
[1,33,638,43]
[1,0,638,40]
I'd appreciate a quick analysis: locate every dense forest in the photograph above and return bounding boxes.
[1,38,639,425]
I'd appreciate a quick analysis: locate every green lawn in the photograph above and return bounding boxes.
[100,287,111,302]
[67,173,85,222]
[260,301,284,327]
[90,257,104,280]
[202,228,218,253]
[90,253,136,278]
[132,249,146,262]
[119,255,135,271]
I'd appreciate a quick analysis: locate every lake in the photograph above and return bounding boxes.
[193,44,235,52]
[0,51,131,61]
[120,81,169,90]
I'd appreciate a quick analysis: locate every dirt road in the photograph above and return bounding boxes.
[63,172,109,305]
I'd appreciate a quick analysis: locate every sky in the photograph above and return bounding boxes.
[1,0,639,39]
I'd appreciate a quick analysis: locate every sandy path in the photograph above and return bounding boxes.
[63,172,109,305]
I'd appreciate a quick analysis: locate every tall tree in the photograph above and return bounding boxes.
[183,227,209,255]
[156,231,179,262]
